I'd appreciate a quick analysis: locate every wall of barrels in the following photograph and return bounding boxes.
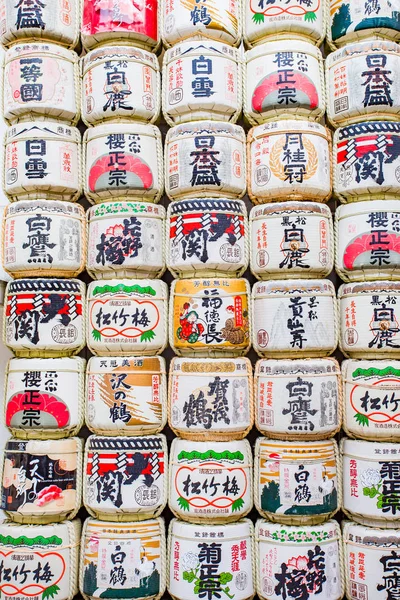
[0,1,399,599]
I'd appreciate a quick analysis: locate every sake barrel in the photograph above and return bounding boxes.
[343,520,400,600]
[328,0,400,49]
[342,437,400,527]
[84,122,163,204]
[256,520,344,600]
[84,434,167,521]
[333,121,400,202]
[326,40,400,128]
[162,41,242,126]
[80,517,166,600]
[250,201,334,280]
[5,356,85,439]
[338,281,400,359]
[1,437,83,523]
[162,0,241,48]
[169,438,253,523]
[4,122,82,203]
[87,279,168,356]
[168,356,253,441]
[4,278,86,357]
[81,0,159,51]
[167,518,255,600]
[255,437,340,525]
[252,279,338,358]
[87,201,165,280]
[0,0,80,48]
[255,357,341,439]
[86,356,167,435]
[167,199,248,278]
[82,45,160,126]
[3,43,80,125]
[342,359,400,441]
[336,201,400,282]
[165,121,246,201]
[244,0,326,48]
[0,519,81,600]
[170,278,251,357]
[247,121,332,204]
[244,40,325,125]
[3,200,86,279]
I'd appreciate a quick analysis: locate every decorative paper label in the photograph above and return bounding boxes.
[85,436,165,515]
[330,0,400,43]
[87,356,165,433]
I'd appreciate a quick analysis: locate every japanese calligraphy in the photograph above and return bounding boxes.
[366,211,392,267]
[273,51,309,106]
[182,474,240,497]
[282,133,307,183]
[192,55,214,99]
[279,218,310,270]
[294,464,312,503]
[283,377,316,432]
[25,139,48,180]
[190,134,221,187]
[15,0,46,30]
[275,545,326,599]
[103,61,133,113]
[105,133,141,188]
[96,217,143,266]
[379,461,400,515]
[109,372,132,424]
[377,550,400,599]
[190,0,212,26]
[362,54,393,108]
[368,296,400,350]
[183,376,230,429]
[287,296,307,349]
[22,214,55,264]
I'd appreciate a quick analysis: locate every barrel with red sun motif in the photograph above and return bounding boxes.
[84,122,163,204]
[168,438,253,523]
[5,356,85,439]
[0,519,81,600]
[335,201,400,281]
[245,40,325,125]
[81,0,159,51]
[84,434,168,520]
[4,278,86,357]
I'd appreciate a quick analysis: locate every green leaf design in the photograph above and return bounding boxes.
[183,571,196,583]
[304,11,317,22]
[369,487,378,499]
[220,573,233,585]
[232,498,245,512]
[355,413,370,427]
[42,585,60,600]
[177,497,190,511]
[140,330,156,342]
[0,534,62,546]
[252,12,264,23]
[352,366,400,378]
[92,329,102,342]
[363,487,372,497]
[92,283,156,297]
[177,450,244,462]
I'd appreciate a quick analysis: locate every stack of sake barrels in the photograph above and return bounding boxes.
[160,3,258,598]
[0,1,86,599]
[243,3,347,599]
[325,2,400,600]
[80,5,169,600]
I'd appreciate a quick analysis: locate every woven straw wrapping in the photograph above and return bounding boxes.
[79,517,166,600]
[2,202,87,279]
[165,199,249,279]
[243,40,326,126]
[162,44,243,127]
[83,434,168,521]
[4,356,86,439]
[254,437,342,526]
[168,438,253,523]
[167,356,254,441]
[0,437,83,524]
[254,357,343,440]
[242,0,328,48]
[80,47,161,127]
[255,519,345,600]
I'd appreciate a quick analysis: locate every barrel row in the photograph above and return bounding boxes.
[3,38,400,128]
[1,0,399,51]
[1,434,399,529]
[5,198,400,282]
[4,118,400,204]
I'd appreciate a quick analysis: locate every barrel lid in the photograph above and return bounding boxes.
[166,121,245,143]
[84,121,160,141]
[87,433,166,451]
[84,516,163,537]
[6,121,81,143]
[326,39,400,68]
[171,437,250,457]
[342,437,400,458]
[257,519,340,542]
[172,278,249,295]
[164,40,240,63]
[87,278,168,297]
[5,42,77,64]
[255,357,340,376]
[0,519,79,540]
[335,121,400,142]
[170,517,253,539]
[253,278,335,297]
[342,359,400,381]
[6,199,85,218]
[246,39,322,62]
[170,356,251,372]
[250,201,332,220]
[250,120,330,141]
[5,437,83,453]
[338,281,400,298]
[88,201,166,220]
[6,278,85,295]
[82,44,159,71]
[87,355,166,372]
[8,356,86,372]
[168,198,247,216]
[343,520,400,543]
[336,200,400,220]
